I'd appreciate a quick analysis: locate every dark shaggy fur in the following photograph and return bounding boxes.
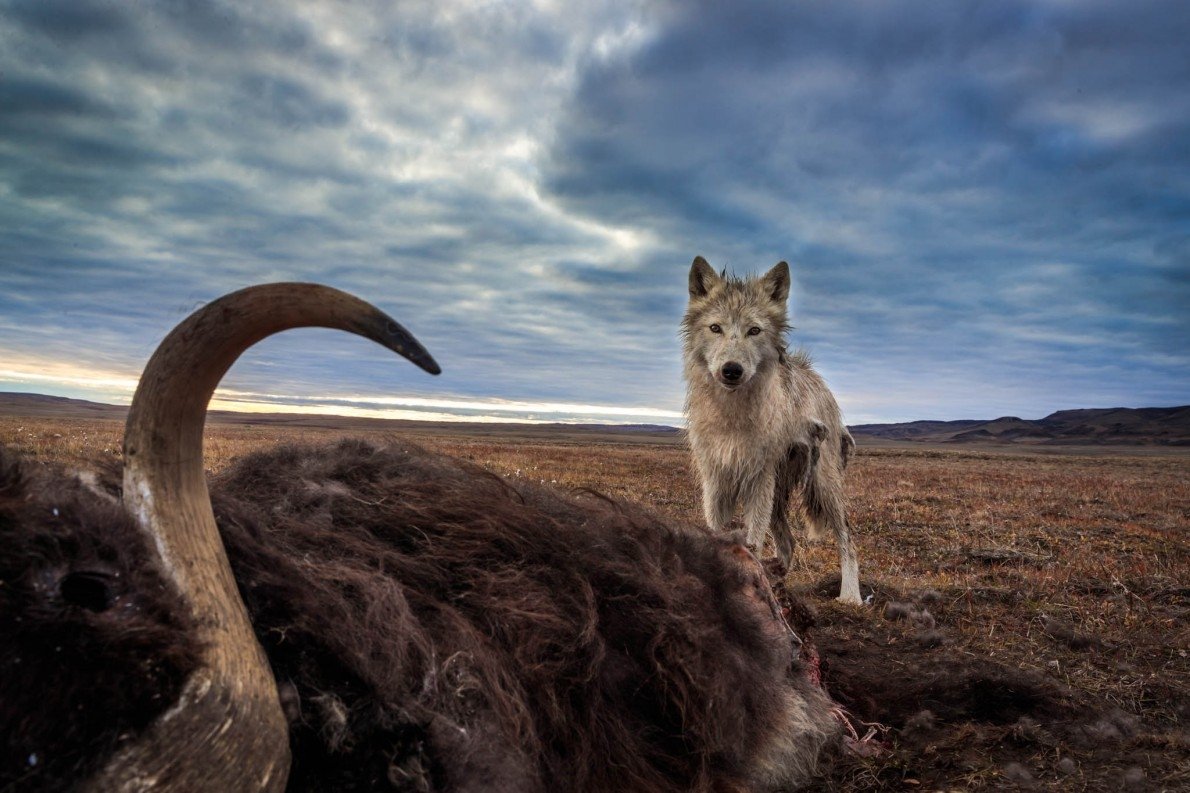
[0,453,203,791]
[1,440,838,792]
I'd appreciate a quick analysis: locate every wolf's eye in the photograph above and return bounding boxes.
[709,324,722,334]
[747,326,762,336]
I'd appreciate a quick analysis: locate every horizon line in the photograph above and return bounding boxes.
[2,388,1184,430]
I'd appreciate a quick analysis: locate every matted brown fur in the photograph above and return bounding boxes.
[1,440,840,791]
[0,451,203,790]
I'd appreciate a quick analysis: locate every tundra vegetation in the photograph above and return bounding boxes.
[2,413,1186,791]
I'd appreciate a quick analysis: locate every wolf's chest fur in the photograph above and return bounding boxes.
[687,367,798,474]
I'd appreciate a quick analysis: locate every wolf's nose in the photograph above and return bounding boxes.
[722,362,744,382]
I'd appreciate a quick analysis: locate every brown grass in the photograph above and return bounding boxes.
[3,414,1187,791]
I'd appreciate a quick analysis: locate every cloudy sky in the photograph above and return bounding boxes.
[1,0,1187,425]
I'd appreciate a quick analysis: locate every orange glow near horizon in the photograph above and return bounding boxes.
[0,354,684,426]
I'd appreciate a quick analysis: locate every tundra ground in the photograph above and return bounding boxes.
[2,415,1187,791]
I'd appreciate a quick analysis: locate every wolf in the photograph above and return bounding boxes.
[682,256,861,604]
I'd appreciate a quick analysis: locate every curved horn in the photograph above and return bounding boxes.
[90,283,439,791]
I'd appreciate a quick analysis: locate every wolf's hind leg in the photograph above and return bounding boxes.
[770,457,803,570]
[833,519,861,605]
[805,472,862,605]
[770,499,796,572]
[787,437,822,540]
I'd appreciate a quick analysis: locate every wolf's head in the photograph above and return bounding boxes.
[682,257,791,391]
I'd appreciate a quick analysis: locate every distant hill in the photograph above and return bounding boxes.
[0,392,127,419]
[4,392,1187,447]
[850,406,1190,446]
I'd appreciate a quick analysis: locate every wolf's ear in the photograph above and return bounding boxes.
[689,256,722,298]
[762,261,790,303]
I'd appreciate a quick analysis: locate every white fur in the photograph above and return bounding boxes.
[682,257,862,604]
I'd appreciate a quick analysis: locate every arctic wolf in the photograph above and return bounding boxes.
[682,257,861,604]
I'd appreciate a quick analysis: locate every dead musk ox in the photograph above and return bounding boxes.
[0,283,838,792]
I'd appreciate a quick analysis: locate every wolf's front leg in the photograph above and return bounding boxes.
[700,471,736,532]
[739,468,777,552]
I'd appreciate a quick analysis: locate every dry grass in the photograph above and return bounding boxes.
[3,414,1187,790]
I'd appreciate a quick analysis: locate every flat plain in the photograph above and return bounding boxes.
[2,412,1187,791]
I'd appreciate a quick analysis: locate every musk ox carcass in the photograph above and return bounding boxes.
[0,283,839,791]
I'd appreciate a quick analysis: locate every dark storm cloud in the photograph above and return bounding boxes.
[0,0,682,420]
[543,0,1190,418]
[0,0,1186,422]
